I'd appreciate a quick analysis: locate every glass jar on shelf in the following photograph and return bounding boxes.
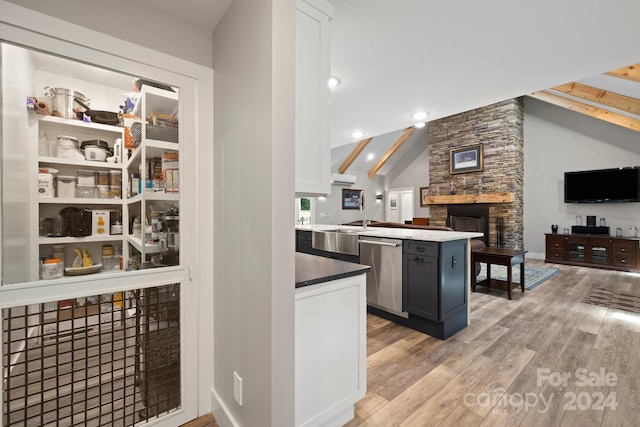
[38,130,49,157]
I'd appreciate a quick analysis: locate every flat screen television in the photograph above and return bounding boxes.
[564,167,640,203]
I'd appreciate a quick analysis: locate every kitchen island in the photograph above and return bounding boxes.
[295,252,369,427]
[296,224,483,339]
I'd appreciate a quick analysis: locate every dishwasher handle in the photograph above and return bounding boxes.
[359,239,401,247]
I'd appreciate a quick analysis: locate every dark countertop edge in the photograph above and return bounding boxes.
[295,252,371,288]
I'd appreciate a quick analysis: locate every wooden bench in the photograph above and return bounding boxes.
[471,247,527,300]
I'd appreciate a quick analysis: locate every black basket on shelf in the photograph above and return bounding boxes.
[132,122,178,144]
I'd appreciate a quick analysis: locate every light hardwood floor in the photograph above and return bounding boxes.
[180,412,219,427]
[345,260,640,427]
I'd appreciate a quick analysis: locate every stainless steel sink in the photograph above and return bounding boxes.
[336,227,364,233]
[312,229,360,256]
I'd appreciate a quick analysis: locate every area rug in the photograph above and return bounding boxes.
[582,287,640,314]
[476,263,559,291]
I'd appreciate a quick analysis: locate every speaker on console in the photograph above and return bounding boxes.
[572,225,609,235]
[586,215,596,227]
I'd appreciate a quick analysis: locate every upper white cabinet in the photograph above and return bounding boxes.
[295,0,333,196]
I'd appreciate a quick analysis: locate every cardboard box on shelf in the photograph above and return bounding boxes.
[92,210,110,236]
[162,151,179,171]
[164,169,179,193]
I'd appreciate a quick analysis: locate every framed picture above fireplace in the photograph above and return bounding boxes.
[450,144,483,174]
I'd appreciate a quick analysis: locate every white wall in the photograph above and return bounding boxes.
[212,0,295,426]
[314,172,385,224]
[1,1,215,422]
[523,97,640,259]
[7,0,215,68]
[386,135,430,220]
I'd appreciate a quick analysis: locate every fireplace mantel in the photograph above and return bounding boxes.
[424,193,514,205]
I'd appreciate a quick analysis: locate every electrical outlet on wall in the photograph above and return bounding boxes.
[320,212,329,217]
[234,371,243,406]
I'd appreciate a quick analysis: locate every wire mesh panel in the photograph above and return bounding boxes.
[2,284,181,426]
[133,284,181,421]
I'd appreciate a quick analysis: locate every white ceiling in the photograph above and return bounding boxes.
[120,1,640,152]
[327,0,640,148]
[136,0,233,31]
[331,126,427,174]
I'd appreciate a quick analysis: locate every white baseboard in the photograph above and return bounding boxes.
[526,252,545,260]
[210,387,239,427]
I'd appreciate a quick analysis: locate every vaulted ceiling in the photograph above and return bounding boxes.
[531,64,640,132]
[334,63,640,176]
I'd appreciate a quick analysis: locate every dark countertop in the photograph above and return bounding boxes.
[295,252,371,288]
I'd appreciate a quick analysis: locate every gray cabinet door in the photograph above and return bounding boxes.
[440,240,467,320]
[296,230,313,254]
[403,253,439,321]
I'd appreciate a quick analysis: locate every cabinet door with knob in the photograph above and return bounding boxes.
[439,240,468,320]
[403,245,439,321]
[402,240,468,322]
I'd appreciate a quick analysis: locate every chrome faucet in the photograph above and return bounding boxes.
[360,190,368,229]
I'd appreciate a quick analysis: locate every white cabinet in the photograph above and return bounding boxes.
[124,85,180,267]
[295,0,333,196]
[295,273,367,427]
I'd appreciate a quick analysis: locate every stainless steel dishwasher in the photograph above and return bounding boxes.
[359,236,407,318]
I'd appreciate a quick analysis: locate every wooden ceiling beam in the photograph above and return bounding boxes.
[605,64,640,83]
[368,127,415,179]
[551,82,640,115]
[338,137,373,174]
[528,90,640,132]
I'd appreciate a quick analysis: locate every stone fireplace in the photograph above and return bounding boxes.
[427,99,524,249]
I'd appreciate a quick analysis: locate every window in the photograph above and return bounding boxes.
[296,197,313,225]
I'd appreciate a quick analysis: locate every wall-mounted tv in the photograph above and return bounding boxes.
[564,167,640,203]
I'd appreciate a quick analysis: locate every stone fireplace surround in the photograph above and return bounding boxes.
[427,99,524,249]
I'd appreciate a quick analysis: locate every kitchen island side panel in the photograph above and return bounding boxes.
[295,273,366,427]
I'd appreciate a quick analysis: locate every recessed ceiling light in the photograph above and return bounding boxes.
[366,153,375,161]
[328,76,341,88]
[352,130,364,139]
[414,122,426,129]
[411,111,429,121]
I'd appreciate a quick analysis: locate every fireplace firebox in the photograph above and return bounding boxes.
[447,204,490,246]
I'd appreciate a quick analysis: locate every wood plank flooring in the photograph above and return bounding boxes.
[345,260,640,427]
[180,412,219,427]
